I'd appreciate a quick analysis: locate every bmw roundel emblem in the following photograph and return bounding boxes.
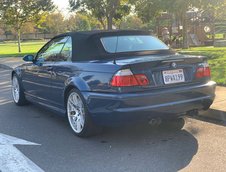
[171,62,177,68]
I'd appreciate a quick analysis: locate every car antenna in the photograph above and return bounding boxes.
[113,58,116,64]
[113,36,119,65]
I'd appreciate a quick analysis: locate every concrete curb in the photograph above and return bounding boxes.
[189,109,226,126]
[199,109,226,122]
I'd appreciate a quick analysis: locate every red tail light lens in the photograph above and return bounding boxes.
[195,65,211,79]
[111,69,149,87]
[134,74,150,86]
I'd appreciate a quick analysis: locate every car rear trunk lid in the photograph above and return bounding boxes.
[114,54,209,91]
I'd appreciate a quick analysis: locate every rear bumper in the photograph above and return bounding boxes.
[82,81,216,126]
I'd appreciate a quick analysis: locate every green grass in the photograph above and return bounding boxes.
[0,41,46,57]
[179,46,226,85]
[207,33,224,39]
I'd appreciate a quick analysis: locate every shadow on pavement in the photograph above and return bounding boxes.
[0,100,199,172]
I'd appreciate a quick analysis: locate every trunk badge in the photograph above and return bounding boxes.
[171,62,177,68]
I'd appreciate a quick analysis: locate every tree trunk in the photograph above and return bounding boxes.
[17,29,21,53]
[107,16,113,30]
[212,17,215,44]
[99,19,106,30]
[182,12,189,49]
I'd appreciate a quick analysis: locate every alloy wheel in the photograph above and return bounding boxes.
[12,76,20,103]
[67,92,85,134]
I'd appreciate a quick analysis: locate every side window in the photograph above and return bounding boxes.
[37,37,69,62]
[61,37,72,61]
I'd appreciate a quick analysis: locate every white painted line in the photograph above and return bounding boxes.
[0,133,39,146]
[0,133,44,172]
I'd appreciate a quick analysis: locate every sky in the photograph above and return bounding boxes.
[52,0,70,16]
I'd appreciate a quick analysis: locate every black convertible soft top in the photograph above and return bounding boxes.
[53,30,173,62]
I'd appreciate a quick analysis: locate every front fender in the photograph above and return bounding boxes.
[11,67,23,79]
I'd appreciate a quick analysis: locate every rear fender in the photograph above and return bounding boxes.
[64,76,90,92]
[63,77,90,106]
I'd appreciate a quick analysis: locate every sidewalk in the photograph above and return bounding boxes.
[0,57,226,122]
[199,86,226,122]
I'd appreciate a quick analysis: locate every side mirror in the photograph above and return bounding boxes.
[23,55,34,62]
[35,58,45,66]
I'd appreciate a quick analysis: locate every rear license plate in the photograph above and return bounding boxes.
[162,69,185,84]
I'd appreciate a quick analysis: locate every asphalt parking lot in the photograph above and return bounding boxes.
[1,68,226,172]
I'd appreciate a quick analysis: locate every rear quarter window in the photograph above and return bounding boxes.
[101,35,169,53]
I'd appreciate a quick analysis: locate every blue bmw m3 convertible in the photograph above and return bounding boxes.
[11,30,216,137]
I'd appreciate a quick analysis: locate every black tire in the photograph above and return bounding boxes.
[160,118,185,130]
[66,88,102,137]
[11,74,27,106]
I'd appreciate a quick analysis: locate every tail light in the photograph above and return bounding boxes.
[111,69,149,87]
[195,62,211,78]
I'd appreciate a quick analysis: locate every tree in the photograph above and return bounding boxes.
[38,12,67,34]
[130,0,163,23]
[66,13,91,31]
[21,22,36,34]
[0,0,55,52]
[0,26,4,35]
[69,0,131,30]
[0,20,5,34]
[87,15,103,30]
[120,15,145,29]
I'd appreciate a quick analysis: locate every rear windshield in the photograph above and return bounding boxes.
[101,35,169,53]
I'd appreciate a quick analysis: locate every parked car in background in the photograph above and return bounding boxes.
[11,30,216,137]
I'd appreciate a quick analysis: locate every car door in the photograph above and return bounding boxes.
[50,37,73,109]
[22,36,69,105]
